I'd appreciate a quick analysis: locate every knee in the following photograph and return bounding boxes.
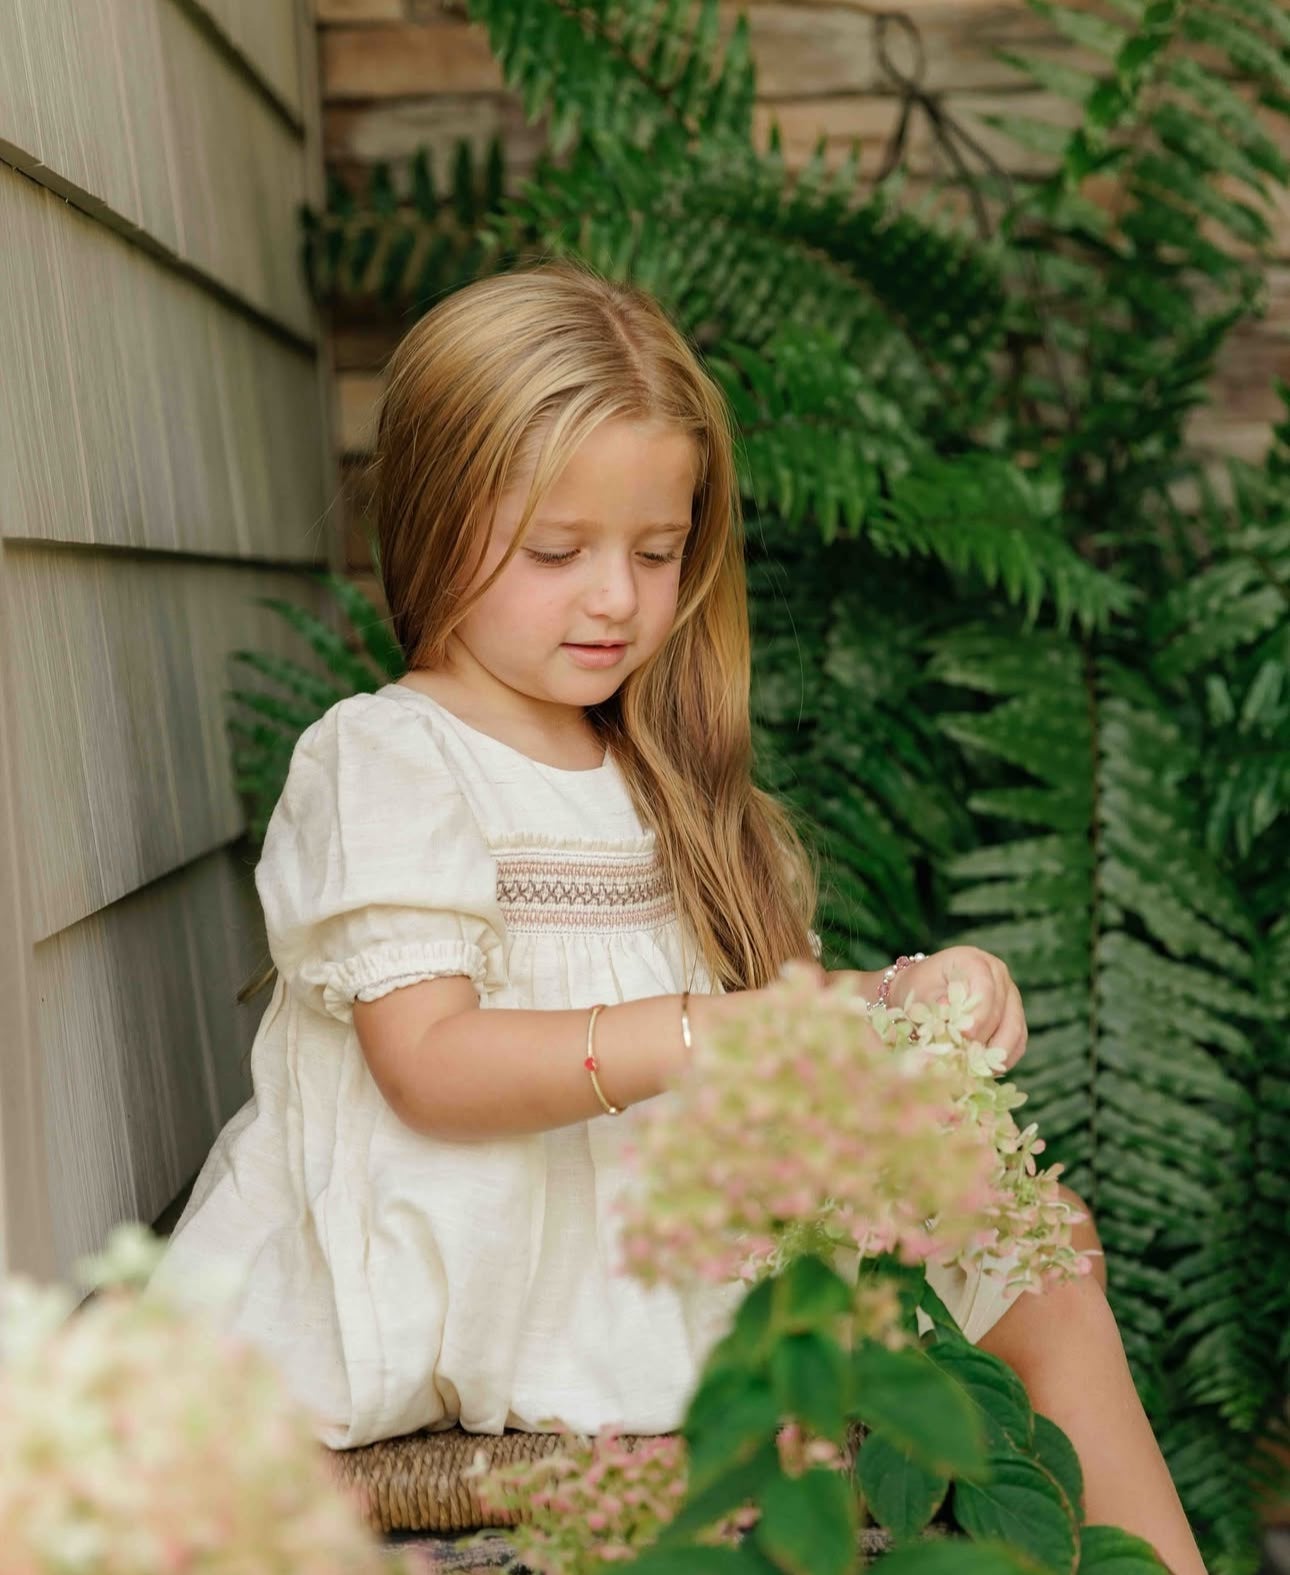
[1056,1181,1107,1293]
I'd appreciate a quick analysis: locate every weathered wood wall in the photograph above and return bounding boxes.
[0,0,337,1281]
[313,0,1289,612]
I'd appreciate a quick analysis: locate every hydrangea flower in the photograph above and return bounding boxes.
[463,1419,840,1575]
[467,963,1093,1575]
[615,962,1090,1304]
[0,1224,423,1575]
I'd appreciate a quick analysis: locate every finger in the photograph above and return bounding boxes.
[991,985,1028,1072]
[982,955,1014,1040]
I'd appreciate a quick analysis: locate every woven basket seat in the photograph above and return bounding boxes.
[324,1420,924,1562]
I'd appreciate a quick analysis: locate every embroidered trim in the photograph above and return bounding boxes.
[496,849,675,934]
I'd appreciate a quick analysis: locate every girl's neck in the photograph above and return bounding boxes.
[395,669,606,772]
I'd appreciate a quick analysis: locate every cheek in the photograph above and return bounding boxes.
[651,567,684,616]
[494,566,570,630]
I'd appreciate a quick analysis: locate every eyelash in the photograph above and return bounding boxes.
[526,549,681,566]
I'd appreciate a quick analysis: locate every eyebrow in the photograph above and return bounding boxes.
[532,519,692,536]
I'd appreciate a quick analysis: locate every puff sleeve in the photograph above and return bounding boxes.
[255,694,509,1027]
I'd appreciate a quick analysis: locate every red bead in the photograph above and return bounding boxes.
[584,1056,598,1071]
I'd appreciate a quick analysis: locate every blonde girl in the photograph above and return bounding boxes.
[150,261,1204,1574]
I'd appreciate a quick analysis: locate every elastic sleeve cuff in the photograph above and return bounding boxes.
[319,939,490,1026]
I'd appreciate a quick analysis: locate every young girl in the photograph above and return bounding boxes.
[150,261,1205,1574]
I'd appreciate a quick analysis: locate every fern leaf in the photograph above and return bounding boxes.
[465,0,754,155]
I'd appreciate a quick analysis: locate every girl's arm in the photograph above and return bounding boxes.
[353,981,745,1142]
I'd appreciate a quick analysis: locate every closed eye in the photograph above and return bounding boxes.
[526,549,680,566]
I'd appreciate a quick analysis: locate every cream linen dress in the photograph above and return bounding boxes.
[148,683,1022,1450]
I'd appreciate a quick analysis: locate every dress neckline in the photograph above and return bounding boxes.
[378,682,614,778]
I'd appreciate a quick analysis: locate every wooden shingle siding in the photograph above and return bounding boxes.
[185,0,305,122]
[0,166,327,557]
[0,0,335,1281]
[36,850,267,1274]
[0,0,313,338]
[8,548,332,943]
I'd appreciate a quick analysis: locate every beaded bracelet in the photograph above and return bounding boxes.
[871,952,926,1008]
[867,952,926,1041]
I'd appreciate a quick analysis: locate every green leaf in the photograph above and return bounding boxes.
[926,1345,1034,1452]
[685,1380,782,1495]
[876,1539,1049,1574]
[716,1277,775,1371]
[753,1467,858,1575]
[770,1332,850,1444]
[1075,1524,1170,1570]
[856,1430,950,1537]
[953,1452,1078,1572]
[918,1275,969,1341]
[1032,1414,1084,1523]
[629,1544,779,1575]
[774,1253,855,1331]
[654,1439,783,1550]
[686,1363,762,1438]
[850,1343,988,1478]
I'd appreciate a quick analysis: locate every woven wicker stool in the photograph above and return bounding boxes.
[324,1421,919,1564]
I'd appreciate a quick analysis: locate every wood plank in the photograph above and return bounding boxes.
[338,368,385,454]
[316,0,404,19]
[733,0,1073,98]
[0,164,331,557]
[321,19,504,98]
[341,461,380,572]
[414,0,1107,94]
[6,547,350,943]
[323,92,544,182]
[38,847,265,1278]
[0,0,313,338]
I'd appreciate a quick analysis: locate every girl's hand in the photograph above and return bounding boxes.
[891,947,1027,1071]
[826,946,1028,1074]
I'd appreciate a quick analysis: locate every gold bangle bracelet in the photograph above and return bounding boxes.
[680,990,692,1056]
[583,1003,621,1116]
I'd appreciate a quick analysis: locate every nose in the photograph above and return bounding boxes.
[584,552,641,623]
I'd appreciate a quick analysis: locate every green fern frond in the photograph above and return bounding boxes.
[1153,521,1290,680]
[227,578,399,845]
[867,453,1134,633]
[465,0,755,156]
[301,141,508,306]
[708,328,920,542]
[484,132,1011,429]
[1025,0,1133,59]
[997,0,1290,527]
[930,628,1256,1372]
[1150,457,1290,861]
[1163,57,1290,184]
[749,540,974,964]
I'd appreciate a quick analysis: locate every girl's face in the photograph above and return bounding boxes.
[443,417,700,721]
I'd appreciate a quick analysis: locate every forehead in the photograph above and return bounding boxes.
[500,417,700,526]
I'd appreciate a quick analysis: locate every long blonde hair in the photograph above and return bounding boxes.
[378,263,819,989]
[243,259,819,1006]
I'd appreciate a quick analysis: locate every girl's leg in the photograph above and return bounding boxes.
[976,1188,1207,1575]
